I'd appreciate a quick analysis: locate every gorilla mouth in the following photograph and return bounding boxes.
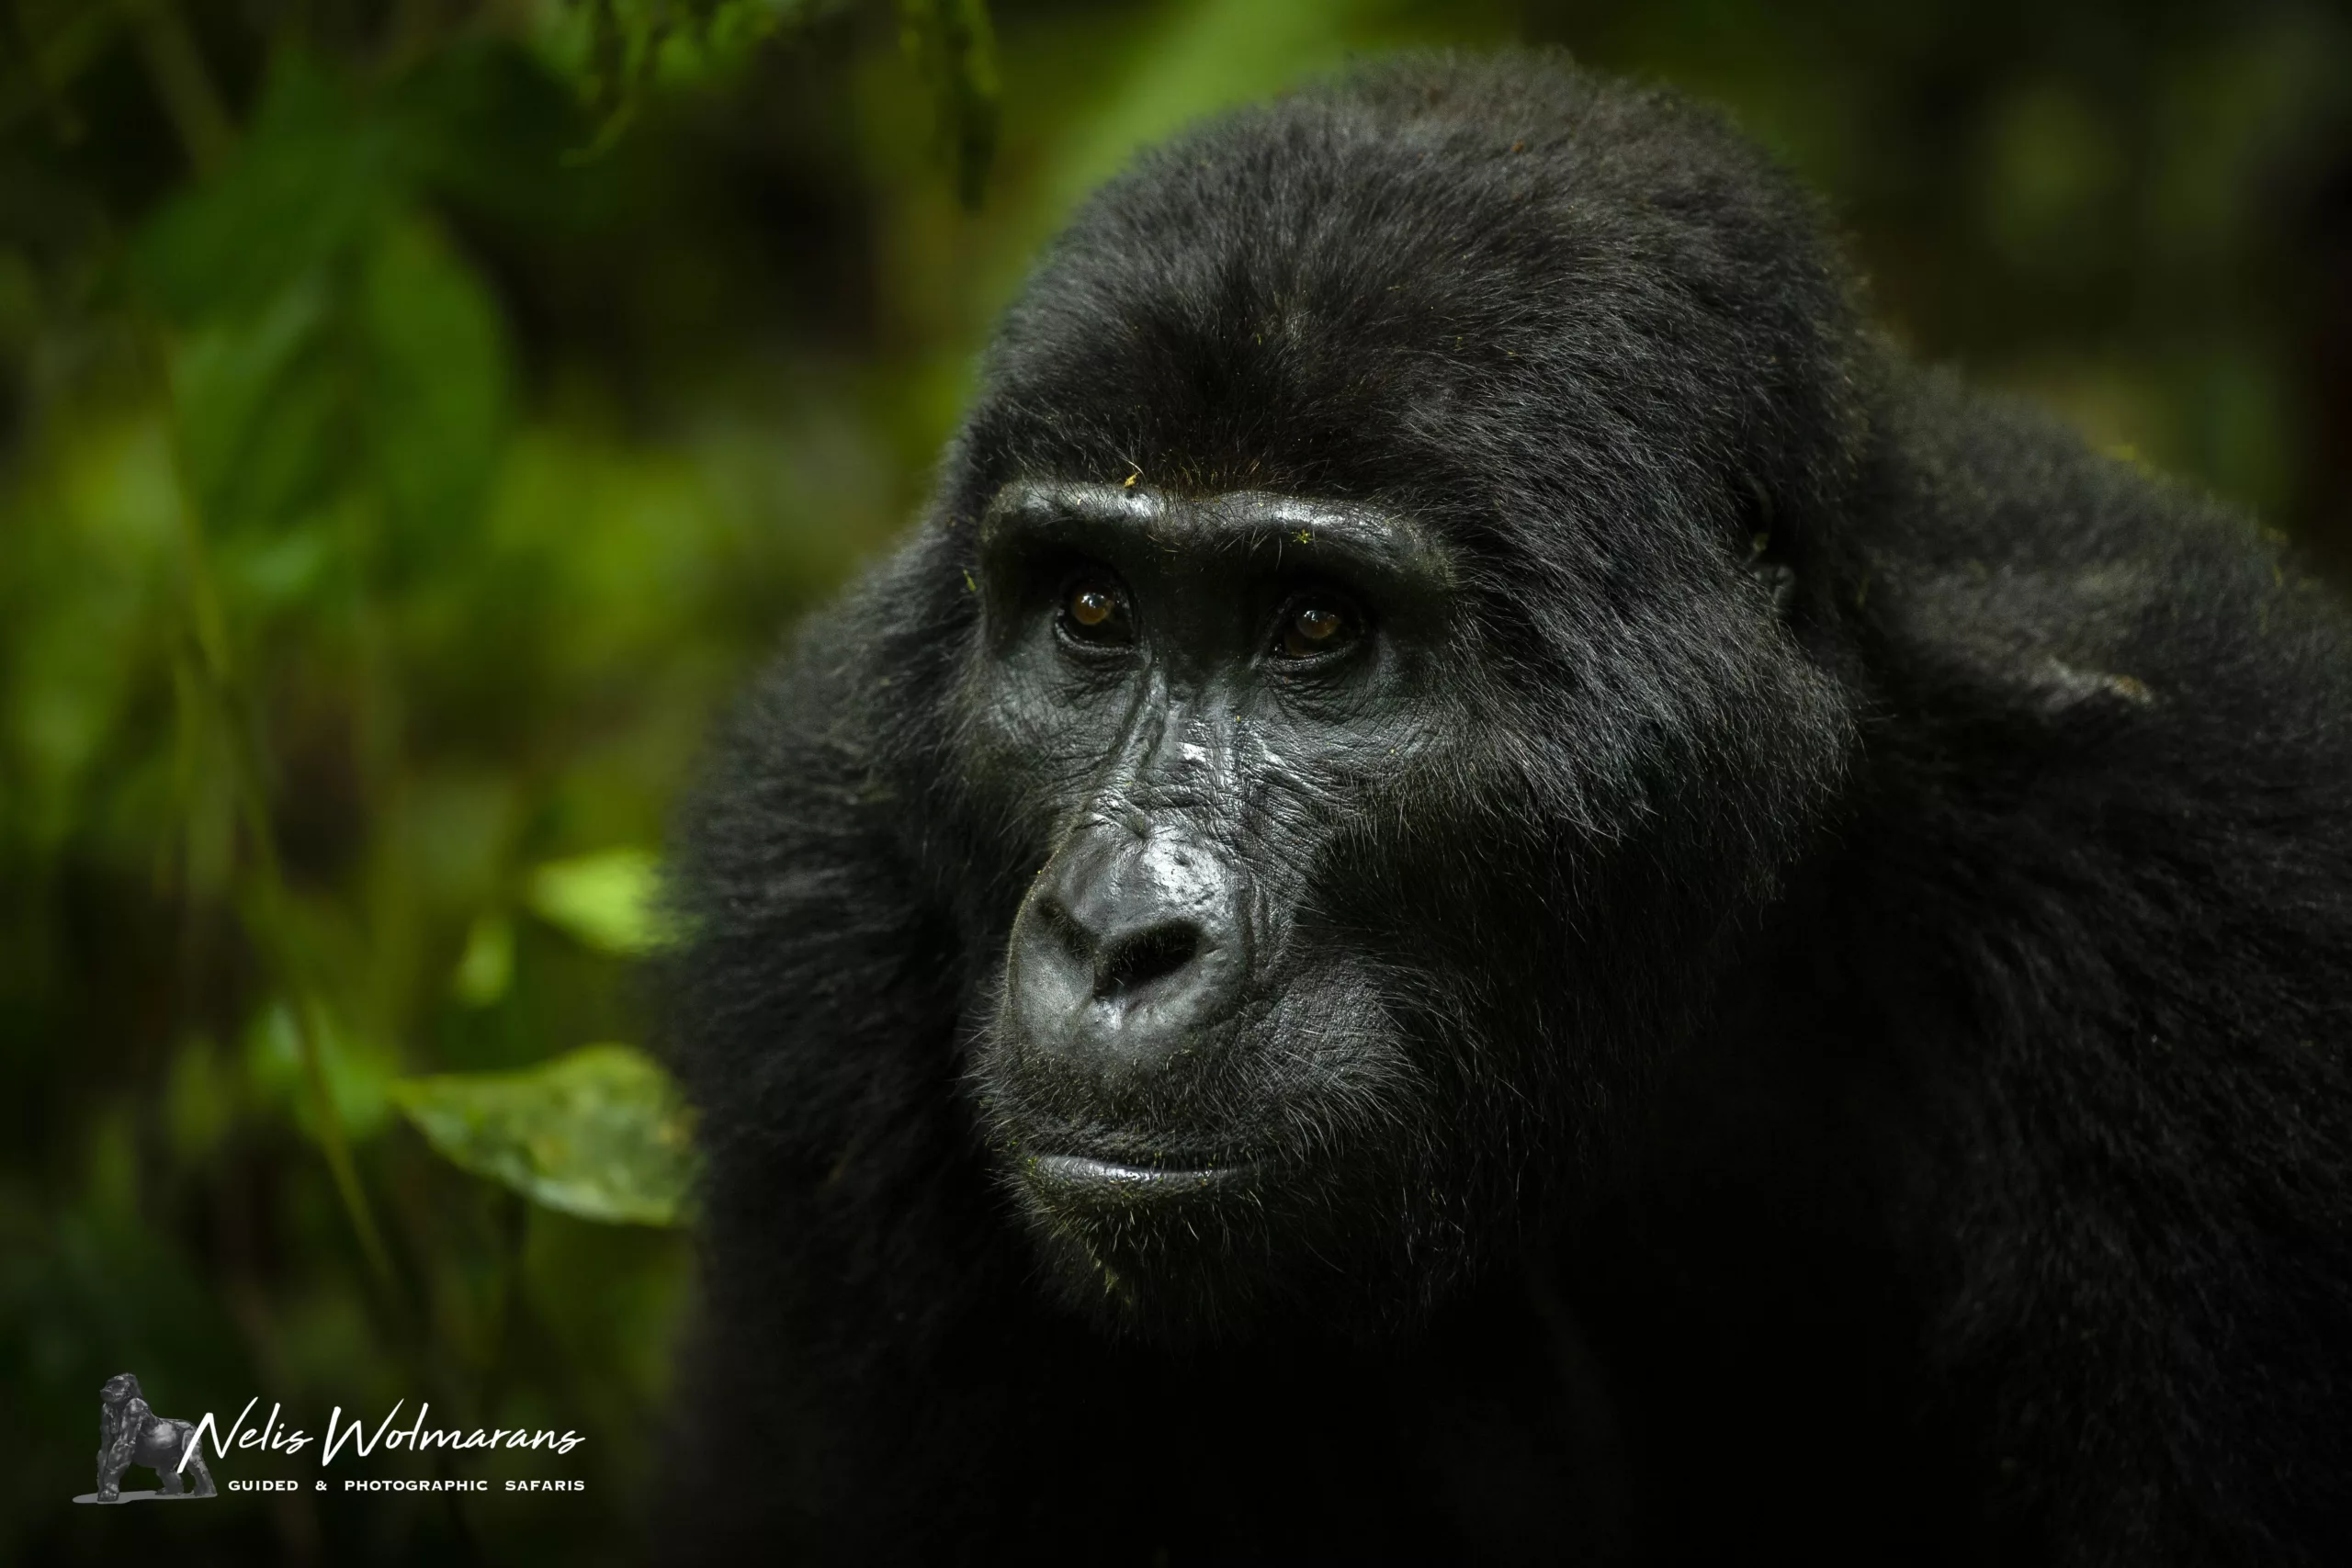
[1029,1153,1259,1197]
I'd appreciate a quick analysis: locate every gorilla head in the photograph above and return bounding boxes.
[926,63,1861,1337]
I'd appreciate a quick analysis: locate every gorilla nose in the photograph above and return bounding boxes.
[1093,919,1204,998]
[1011,829,1250,1078]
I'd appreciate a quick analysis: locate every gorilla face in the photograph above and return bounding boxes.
[944,467,1859,1337]
[951,479,1619,1337]
[923,80,1865,1340]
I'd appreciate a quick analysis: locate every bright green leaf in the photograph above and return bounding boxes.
[391,1043,696,1225]
[526,846,671,955]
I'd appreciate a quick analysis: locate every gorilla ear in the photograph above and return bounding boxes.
[1741,478,1798,618]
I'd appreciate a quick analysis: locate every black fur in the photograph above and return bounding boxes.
[660,53,2352,1565]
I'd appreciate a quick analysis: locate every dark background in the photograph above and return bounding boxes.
[4,1,2347,1561]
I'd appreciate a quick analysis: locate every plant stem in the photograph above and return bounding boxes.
[126,0,233,176]
[164,426,404,1309]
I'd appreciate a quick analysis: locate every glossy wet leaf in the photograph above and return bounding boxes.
[391,1043,696,1225]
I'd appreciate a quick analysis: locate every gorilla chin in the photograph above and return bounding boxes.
[993,1141,1461,1345]
[974,967,1466,1340]
[996,1146,1298,1340]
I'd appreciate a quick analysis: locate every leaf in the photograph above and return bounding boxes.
[0,415,184,850]
[242,997,400,1143]
[135,56,400,323]
[450,912,516,1007]
[138,52,515,563]
[166,273,341,538]
[161,208,513,549]
[527,0,841,153]
[390,1044,696,1225]
[357,215,514,554]
[526,847,672,955]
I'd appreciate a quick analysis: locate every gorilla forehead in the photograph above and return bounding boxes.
[954,53,1861,541]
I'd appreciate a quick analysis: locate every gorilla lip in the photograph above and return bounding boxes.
[1028,1153,1257,1196]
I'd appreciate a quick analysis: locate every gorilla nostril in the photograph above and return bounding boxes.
[1094,922,1203,999]
[1035,900,1096,966]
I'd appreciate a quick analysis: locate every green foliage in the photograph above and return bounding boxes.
[899,0,1001,206]
[526,848,673,955]
[392,1044,696,1225]
[139,56,526,573]
[245,997,402,1143]
[531,0,840,111]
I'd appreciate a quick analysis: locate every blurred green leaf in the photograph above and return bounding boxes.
[526,847,671,955]
[0,415,184,852]
[391,1043,696,1225]
[162,209,512,548]
[452,911,517,1007]
[166,273,340,537]
[138,51,514,576]
[242,997,400,1142]
[530,0,845,152]
[358,214,514,552]
[135,57,399,323]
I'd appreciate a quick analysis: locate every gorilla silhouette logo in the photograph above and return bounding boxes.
[85,1373,215,1504]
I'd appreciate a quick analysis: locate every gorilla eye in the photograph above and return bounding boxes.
[1276,595,1359,660]
[1058,575,1134,647]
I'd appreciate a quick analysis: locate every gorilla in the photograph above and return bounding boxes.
[95,1372,215,1501]
[660,52,2352,1566]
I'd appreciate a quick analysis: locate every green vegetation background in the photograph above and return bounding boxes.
[4,1,2346,1561]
